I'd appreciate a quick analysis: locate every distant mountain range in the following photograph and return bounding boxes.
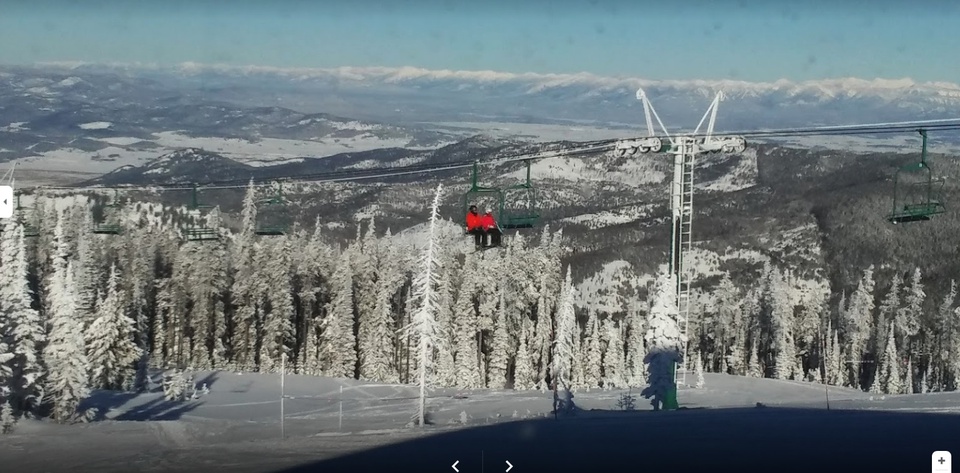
[3,63,959,184]
[25,62,960,133]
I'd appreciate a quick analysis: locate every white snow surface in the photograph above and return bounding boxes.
[3,369,956,473]
[149,131,415,164]
[2,122,28,131]
[576,260,638,314]
[79,121,113,130]
[15,130,444,176]
[503,153,665,187]
[697,148,759,192]
[16,146,159,173]
[560,204,657,230]
[427,121,639,142]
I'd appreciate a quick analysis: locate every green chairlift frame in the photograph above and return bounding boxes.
[887,129,946,224]
[14,192,39,238]
[182,184,220,241]
[461,161,541,230]
[255,182,290,236]
[499,160,540,230]
[92,190,124,235]
[462,161,503,229]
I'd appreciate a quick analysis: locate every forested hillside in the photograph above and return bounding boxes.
[2,177,960,431]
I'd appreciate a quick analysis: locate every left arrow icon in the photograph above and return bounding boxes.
[451,460,460,472]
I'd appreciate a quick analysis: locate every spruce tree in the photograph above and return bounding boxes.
[85,264,141,390]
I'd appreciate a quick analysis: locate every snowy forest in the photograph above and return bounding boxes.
[2,182,960,432]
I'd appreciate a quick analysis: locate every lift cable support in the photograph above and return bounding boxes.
[617,88,747,389]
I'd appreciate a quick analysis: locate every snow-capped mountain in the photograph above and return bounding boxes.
[29,62,960,133]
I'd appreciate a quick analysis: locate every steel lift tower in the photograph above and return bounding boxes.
[615,89,746,387]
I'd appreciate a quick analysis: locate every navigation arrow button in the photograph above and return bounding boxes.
[451,460,460,472]
[505,460,513,472]
[0,186,12,219]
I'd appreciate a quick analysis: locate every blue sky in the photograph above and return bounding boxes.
[2,0,958,83]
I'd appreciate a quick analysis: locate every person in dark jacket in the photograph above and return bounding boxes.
[480,208,502,248]
[465,205,485,250]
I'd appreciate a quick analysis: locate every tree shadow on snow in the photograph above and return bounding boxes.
[112,396,203,421]
[79,372,219,422]
[271,406,960,473]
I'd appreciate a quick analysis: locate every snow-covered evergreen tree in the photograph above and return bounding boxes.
[625,302,647,387]
[876,273,901,361]
[903,357,914,394]
[715,274,744,375]
[695,355,705,389]
[228,181,261,371]
[162,369,193,401]
[487,288,510,389]
[453,255,484,389]
[432,251,457,387]
[320,250,358,379]
[355,218,386,381]
[897,268,924,351]
[513,319,536,390]
[0,326,14,426]
[950,307,960,391]
[43,259,90,423]
[879,323,901,394]
[766,269,796,380]
[72,210,101,330]
[551,266,577,389]
[1,224,45,413]
[602,318,626,389]
[583,310,603,389]
[641,272,685,410]
[931,280,956,391]
[85,264,141,390]
[532,272,554,390]
[748,336,762,379]
[844,266,875,388]
[259,239,295,372]
[828,325,842,385]
[398,184,444,426]
[359,237,403,382]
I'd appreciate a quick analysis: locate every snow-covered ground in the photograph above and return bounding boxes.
[148,131,422,165]
[502,153,665,187]
[11,131,445,178]
[560,204,658,230]
[2,370,956,472]
[78,121,113,130]
[427,121,640,142]
[16,146,160,174]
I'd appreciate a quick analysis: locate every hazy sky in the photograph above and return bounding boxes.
[2,0,958,82]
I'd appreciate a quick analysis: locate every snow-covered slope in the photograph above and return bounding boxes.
[3,369,954,473]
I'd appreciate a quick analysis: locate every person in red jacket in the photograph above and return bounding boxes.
[480,207,502,248]
[465,205,485,249]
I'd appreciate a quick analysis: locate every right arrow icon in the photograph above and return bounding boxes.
[505,460,513,472]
